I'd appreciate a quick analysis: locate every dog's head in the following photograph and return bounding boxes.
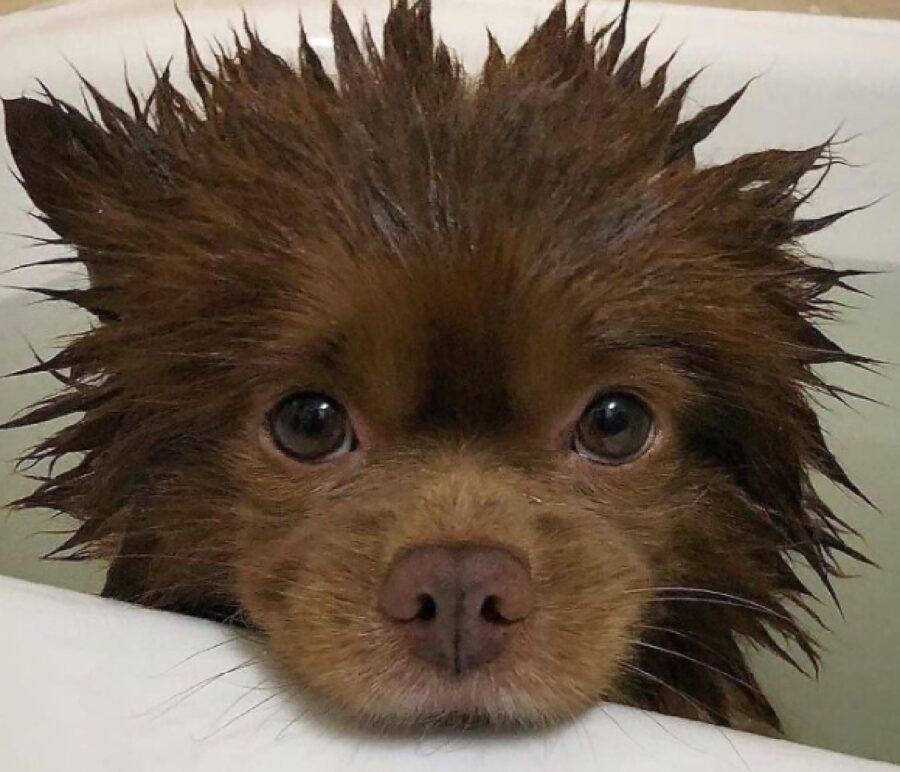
[4,1,868,730]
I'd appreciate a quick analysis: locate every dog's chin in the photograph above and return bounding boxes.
[375,682,535,729]
[318,664,600,732]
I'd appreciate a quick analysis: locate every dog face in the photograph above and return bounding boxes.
[229,247,690,724]
[4,1,867,729]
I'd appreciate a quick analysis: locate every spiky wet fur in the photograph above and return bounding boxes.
[3,0,871,731]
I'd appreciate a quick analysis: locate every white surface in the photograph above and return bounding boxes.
[0,574,894,772]
[0,0,899,767]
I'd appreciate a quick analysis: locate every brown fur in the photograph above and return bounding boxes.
[3,0,871,731]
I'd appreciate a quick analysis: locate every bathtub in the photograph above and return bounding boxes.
[0,0,898,768]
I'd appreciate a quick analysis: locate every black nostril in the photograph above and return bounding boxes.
[480,595,504,624]
[416,593,437,622]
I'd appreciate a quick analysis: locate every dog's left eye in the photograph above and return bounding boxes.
[267,392,356,462]
[573,392,655,464]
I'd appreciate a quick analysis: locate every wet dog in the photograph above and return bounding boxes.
[3,0,869,732]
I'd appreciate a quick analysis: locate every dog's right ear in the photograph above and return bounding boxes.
[3,96,166,318]
[4,97,114,239]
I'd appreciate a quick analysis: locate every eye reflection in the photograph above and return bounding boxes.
[573,392,655,463]
[268,391,355,461]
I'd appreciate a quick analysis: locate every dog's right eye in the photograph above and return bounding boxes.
[573,391,656,464]
[267,392,356,462]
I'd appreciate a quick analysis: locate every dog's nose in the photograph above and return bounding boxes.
[379,545,534,675]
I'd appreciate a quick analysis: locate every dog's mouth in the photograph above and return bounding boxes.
[355,664,562,729]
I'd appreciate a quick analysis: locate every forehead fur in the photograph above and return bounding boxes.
[4,0,870,709]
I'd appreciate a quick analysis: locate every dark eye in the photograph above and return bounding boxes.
[573,392,655,464]
[268,392,355,461]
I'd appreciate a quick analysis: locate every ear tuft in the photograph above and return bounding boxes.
[4,96,109,235]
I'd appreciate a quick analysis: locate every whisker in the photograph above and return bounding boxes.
[628,586,790,617]
[597,703,641,750]
[637,624,742,667]
[618,662,711,721]
[614,688,706,755]
[630,639,764,697]
[95,552,234,568]
[147,657,261,717]
[162,635,249,672]
[719,724,753,772]
[202,688,287,740]
[207,673,277,736]
[637,595,796,625]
